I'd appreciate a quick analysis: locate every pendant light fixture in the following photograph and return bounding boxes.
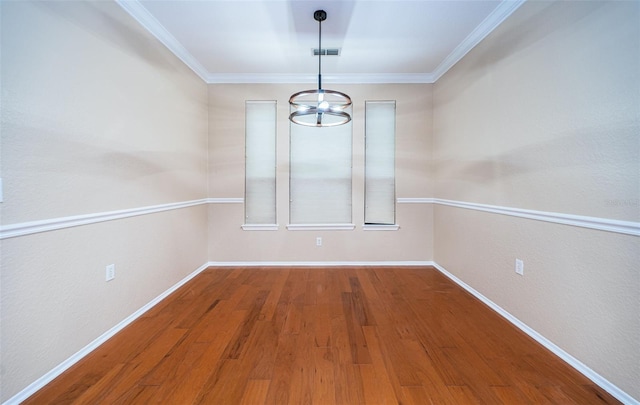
[289,10,352,127]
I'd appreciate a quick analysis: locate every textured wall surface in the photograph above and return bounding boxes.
[2,0,639,402]
[0,1,208,401]
[433,0,640,399]
[207,83,434,262]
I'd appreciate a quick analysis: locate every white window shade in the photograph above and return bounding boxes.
[365,101,396,225]
[245,101,277,226]
[289,117,352,225]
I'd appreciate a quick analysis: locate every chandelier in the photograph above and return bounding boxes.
[289,10,352,127]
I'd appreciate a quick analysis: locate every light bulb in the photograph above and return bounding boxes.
[318,100,330,111]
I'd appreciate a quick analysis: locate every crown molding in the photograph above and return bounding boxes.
[431,0,527,81]
[207,73,436,84]
[115,0,209,82]
[116,0,524,85]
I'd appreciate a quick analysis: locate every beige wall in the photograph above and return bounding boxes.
[207,83,433,262]
[2,0,639,402]
[0,1,208,401]
[433,0,639,399]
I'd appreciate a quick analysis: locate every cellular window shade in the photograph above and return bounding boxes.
[289,119,352,224]
[365,101,396,225]
[245,101,277,225]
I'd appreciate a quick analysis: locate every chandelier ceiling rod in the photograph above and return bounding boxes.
[316,9,325,91]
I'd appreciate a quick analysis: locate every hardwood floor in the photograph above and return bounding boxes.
[25,266,620,404]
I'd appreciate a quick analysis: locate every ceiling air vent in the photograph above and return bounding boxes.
[312,48,341,56]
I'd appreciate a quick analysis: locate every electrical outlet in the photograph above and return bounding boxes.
[515,259,524,276]
[316,237,322,247]
[106,264,115,281]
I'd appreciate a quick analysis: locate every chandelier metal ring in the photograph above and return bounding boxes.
[289,110,351,127]
[289,89,352,110]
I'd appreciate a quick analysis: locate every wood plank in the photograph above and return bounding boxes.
[111,385,159,405]
[148,310,247,403]
[223,289,269,359]
[246,320,280,380]
[359,363,398,405]
[260,268,290,321]
[264,333,298,405]
[67,363,126,405]
[95,327,187,403]
[192,358,247,404]
[341,292,372,364]
[362,326,403,405]
[348,276,376,326]
[312,347,337,405]
[492,385,536,405]
[401,385,434,405]
[313,304,332,348]
[239,379,271,405]
[331,299,366,404]
[448,385,484,404]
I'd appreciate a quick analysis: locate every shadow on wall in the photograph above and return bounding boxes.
[35,1,182,75]
[435,126,638,182]
[2,122,205,225]
[6,124,202,180]
[434,125,640,219]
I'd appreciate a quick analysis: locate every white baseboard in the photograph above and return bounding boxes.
[2,262,210,405]
[5,261,636,405]
[431,262,639,405]
[206,261,434,267]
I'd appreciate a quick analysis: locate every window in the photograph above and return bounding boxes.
[244,101,277,229]
[365,101,396,226]
[289,117,353,229]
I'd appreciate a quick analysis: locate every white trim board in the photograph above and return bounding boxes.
[397,197,639,237]
[286,224,356,231]
[433,198,640,237]
[2,262,211,405]
[0,199,208,240]
[2,197,637,240]
[207,197,243,204]
[241,224,279,231]
[207,261,433,267]
[397,197,435,204]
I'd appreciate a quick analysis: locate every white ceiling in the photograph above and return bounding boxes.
[116,0,525,84]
